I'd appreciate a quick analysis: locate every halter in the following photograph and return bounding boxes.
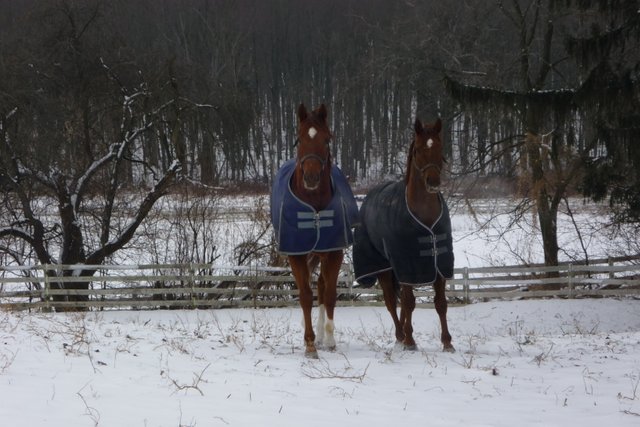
[413,159,441,175]
[409,140,443,194]
[299,152,328,170]
[294,135,332,171]
[412,144,442,176]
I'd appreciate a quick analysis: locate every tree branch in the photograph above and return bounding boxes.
[73,144,120,211]
[86,160,182,265]
[0,227,35,245]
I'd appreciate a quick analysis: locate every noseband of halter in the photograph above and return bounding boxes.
[299,152,328,170]
[294,136,331,170]
[413,158,441,175]
[412,145,442,176]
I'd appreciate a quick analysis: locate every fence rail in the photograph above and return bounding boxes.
[1,255,639,311]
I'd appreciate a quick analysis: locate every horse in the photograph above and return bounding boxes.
[270,103,358,358]
[353,118,455,352]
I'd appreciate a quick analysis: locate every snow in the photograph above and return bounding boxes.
[1,299,639,426]
[104,194,634,270]
[1,193,639,425]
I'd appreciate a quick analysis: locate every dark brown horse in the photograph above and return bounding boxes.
[270,103,358,358]
[353,118,455,352]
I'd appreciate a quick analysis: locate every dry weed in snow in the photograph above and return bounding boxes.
[1,299,640,426]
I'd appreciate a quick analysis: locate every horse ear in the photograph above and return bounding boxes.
[317,104,328,122]
[414,119,423,134]
[434,118,442,133]
[297,104,308,122]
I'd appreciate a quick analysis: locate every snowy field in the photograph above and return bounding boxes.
[1,299,640,426]
[1,195,639,426]
[117,194,638,269]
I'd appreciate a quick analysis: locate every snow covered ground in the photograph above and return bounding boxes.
[1,299,639,426]
[1,194,639,425]
[103,194,637,272]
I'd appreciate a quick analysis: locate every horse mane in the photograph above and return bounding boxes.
[404,140,415,186]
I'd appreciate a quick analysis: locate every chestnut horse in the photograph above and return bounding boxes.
[270,103,358,358]
[353,118,455,352]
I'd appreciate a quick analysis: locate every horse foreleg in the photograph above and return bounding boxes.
[434,275,455,352]
[400,285,417,350]
[289,255,317,358]
[315,269,326,346]
[378,271,404,343]
[308,254,326,346]
[317,251,342,350]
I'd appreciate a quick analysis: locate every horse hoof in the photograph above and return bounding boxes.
[305,349,319,359]
[314,343,336,352]
[323,337,337,351]
[443,345,456,353]
[403,343,418,351]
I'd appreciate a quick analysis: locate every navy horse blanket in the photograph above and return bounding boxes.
[270,159,359,255]
[353,180,454,286]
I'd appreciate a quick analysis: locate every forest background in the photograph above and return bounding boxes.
[0,0,639,274]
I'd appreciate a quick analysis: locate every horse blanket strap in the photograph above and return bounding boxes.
[353,180,454,286]
[270,159,359,255]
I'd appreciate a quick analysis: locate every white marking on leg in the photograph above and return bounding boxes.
[324,318,336,349]
[308,127,317,139]
[316,304,325,344]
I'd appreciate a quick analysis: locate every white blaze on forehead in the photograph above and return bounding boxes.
[427,138,434,148]
[308,127,317,139]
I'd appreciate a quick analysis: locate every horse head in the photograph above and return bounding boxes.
[409,118,443,193]
[296,103,332,191]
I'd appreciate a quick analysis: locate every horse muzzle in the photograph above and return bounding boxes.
[299,154,326,191]
[303,173,321,190]
[424,175,441,193]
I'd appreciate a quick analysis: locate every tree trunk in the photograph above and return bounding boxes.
[525,124,560,275]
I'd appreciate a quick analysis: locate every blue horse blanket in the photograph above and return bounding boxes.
[353,180,454,286]
[270,159,359,255]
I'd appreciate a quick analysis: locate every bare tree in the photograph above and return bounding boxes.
[0,1,205,305]
[444,0,590,269]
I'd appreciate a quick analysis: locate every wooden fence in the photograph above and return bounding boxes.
[1,255,639,311]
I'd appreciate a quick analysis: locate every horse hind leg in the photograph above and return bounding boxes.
[400,285,417,351]
[316,299,336,351]
[434,275,455,352]
[378,271,404,344]
[316,251,341,351]
[319,307,336,351]
[316,302,326,347]
[308,255,327,347]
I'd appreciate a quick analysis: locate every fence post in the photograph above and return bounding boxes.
[43,264,50,311]
[608,257,615,281]
[350,264,355,306]
[251,263,259,309]
[189,263,196,309]
[463,266,469,304]
[343,263,354,306]
[568,263,574,299]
